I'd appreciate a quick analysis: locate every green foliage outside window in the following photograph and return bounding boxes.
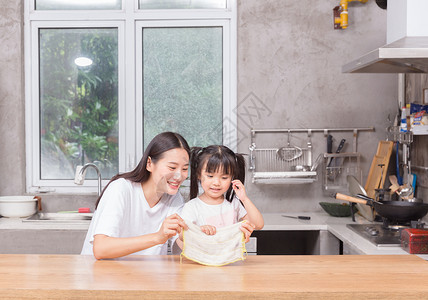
[39,28,118,179]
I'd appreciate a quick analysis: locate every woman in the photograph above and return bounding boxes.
[81,132,190,259]
[81,132,256,259]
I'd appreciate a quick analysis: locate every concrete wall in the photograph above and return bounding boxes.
[0,1,398,213]
[237,0,397,212]
[0,0,25,195]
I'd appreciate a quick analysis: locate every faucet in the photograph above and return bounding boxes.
[74,163,102,196]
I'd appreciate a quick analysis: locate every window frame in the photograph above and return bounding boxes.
[24,0,237,194]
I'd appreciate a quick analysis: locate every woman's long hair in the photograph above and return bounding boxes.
[189,145,245,202]
[95,132,190,208]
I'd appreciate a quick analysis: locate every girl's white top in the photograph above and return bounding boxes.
[81,178,184,255]
[180,196,247,228]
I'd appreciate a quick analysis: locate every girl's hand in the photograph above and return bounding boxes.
[232,179,248,200]
[200,225,217,235]
[240,221,256,243]
[157,214,188,244]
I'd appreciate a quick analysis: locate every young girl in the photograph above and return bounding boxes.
[179,145,264,242]
[81,132,189,259]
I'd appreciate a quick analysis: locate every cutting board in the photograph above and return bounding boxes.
[364,141,394,200]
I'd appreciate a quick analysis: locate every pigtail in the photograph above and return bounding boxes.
[189,147,204,200]
[235,153,246,183]
[226,152,247,202]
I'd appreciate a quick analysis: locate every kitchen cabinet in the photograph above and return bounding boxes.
[251,229,340,255]
[0,229,86,254]
[341,240,364,255]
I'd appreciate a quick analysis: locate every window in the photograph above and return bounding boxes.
[35,0,122,10]
[139,0,226,9]
[25,1,236,193]
[139,25,223,148]
[39,28,119,180]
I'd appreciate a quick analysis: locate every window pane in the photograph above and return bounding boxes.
[36,0,121,10]
[139,0,226,9]
[39,28,118,180]
[143,27,223,147]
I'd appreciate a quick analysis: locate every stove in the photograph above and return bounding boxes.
[347,221,426,247]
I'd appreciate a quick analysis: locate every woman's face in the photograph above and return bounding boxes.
[146,148,189,195]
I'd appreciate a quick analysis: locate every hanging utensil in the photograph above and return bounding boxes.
[396,142,403,185]
[310,153,323,171]
[388,175,400,194]
[276,131,303,161]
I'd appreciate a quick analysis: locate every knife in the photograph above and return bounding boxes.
[327,138,346,181]
[282,215,311,220]
[327,134,333,154]
[327,138,346,167]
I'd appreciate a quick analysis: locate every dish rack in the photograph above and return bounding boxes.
[249,130,317,184]
[322,152,362,194]
[249,127,373,185]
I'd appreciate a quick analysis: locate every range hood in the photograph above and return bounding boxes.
[342,37,428,73]
[343,0,428,73]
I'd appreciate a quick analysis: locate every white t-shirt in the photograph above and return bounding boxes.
[80,178,184,256]
[180,197,247,228]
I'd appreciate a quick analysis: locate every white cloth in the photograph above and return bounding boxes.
[181,221,246,266]
[180,197,247,228]
[80,178,184,256]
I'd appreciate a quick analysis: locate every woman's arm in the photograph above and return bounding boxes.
[93,213,187,259]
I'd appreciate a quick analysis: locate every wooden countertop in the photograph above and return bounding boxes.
[1,254,427,299]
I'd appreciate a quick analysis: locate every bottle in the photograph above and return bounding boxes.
[400,106,408,132]
[406,103,411,131]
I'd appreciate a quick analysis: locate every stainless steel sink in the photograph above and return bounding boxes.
[23,212,93,223]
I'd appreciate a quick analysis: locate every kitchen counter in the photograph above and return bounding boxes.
[1,254,427,299]
[1,212,427,259]
[262,212,428,259]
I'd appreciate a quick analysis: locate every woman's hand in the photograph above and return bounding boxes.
[157,213,188,244]
[232,180,248,201]
[240,221,256,243]
[200,225,217,235]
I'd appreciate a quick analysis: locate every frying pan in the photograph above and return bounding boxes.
[335,193,428,222]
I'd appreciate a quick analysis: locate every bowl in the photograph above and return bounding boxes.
[0,196,39,218]
[319,202,357,217]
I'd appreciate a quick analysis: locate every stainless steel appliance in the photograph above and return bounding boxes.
[347,221,426,247]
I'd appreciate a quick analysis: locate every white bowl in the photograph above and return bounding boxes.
[0,196,39,218]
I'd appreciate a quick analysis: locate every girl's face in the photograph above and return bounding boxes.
[199,163,232,202]
[146,148,189,195]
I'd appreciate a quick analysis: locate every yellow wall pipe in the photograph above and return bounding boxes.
[334,0,368,29]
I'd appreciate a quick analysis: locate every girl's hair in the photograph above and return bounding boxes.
[189,145,246,202]
[95,132,190,208]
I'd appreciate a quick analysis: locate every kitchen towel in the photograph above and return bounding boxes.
[181,221,247,266]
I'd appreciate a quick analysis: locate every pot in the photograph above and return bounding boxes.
[334,193,428,222]
[0,196,42,218]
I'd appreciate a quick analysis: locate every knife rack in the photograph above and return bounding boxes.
[249,127,373,185]
[322,152,362,194]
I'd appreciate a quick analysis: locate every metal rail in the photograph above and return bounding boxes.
[250,127,375,153]
[251,127,374,134]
